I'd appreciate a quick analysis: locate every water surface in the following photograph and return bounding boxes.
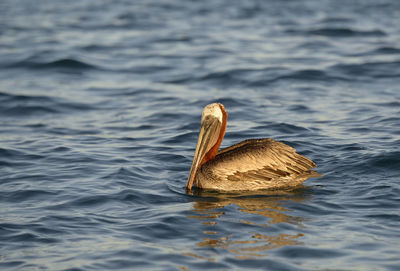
[1,0,400,270]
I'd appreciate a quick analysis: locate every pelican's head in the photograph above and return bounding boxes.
[186,103,227,191]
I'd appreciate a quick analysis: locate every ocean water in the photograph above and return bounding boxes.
[1,0,400,270]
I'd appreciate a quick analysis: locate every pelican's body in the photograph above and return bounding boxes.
[186,103,319,191]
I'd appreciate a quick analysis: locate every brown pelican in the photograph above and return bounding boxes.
[186,103,319,191]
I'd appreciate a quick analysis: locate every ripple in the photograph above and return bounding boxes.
[266,123,312,134]
[0,147,44,166]
[0,261,25,269]
[2,105,59,116]
[249,69,348,85]
[352,46,400,56]
[365,214,400,221]
[101,167,148,181]
[276,246,346,259]
[307,27,386,37]
[6,57,98,70]
[288,105,315,113]
[0,91,95,117]
[0,189,58,203]
[3,232,58,244]
[372,47,400,55]
[366,151,400,171]
[330,61,400,79]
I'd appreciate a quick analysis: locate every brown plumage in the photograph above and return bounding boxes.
[186,103,319,191]
[194,139,318,191]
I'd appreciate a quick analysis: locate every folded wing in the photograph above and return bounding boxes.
[208,138,317,183]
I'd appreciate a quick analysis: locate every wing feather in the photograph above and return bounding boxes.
[207,138,317,183]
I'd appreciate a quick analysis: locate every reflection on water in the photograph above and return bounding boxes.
[187,187,309,259]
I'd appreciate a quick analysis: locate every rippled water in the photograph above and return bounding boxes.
[1,0,400,270]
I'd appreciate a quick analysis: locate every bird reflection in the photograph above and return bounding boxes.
[186,187,310,259]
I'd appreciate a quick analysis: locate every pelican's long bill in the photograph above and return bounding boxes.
[186,104,226,190]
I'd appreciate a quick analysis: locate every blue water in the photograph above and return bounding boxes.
[1,0,400,270]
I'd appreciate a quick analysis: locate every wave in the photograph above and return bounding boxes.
[5,57,99,70]
[0,91,95,117]
[366,151,400,171]
[351,46,400,57]
[4,55,175,74]
[0,189,58,203]
[0,147,44,161]
[306,27,386,37]
[329,60,400,79]
[0,232,58,244]
[266,122,312,134]
[248,69,348,86]
[165,67,348,86]
[371,46,400,55]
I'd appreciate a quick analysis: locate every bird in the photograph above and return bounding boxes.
[185,103,319,191]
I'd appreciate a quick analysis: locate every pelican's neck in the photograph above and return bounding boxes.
[200,103,227,165]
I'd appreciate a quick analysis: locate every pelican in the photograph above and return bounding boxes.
[186,103,319,191]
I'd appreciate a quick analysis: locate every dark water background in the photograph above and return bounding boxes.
[1,0,400,270]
